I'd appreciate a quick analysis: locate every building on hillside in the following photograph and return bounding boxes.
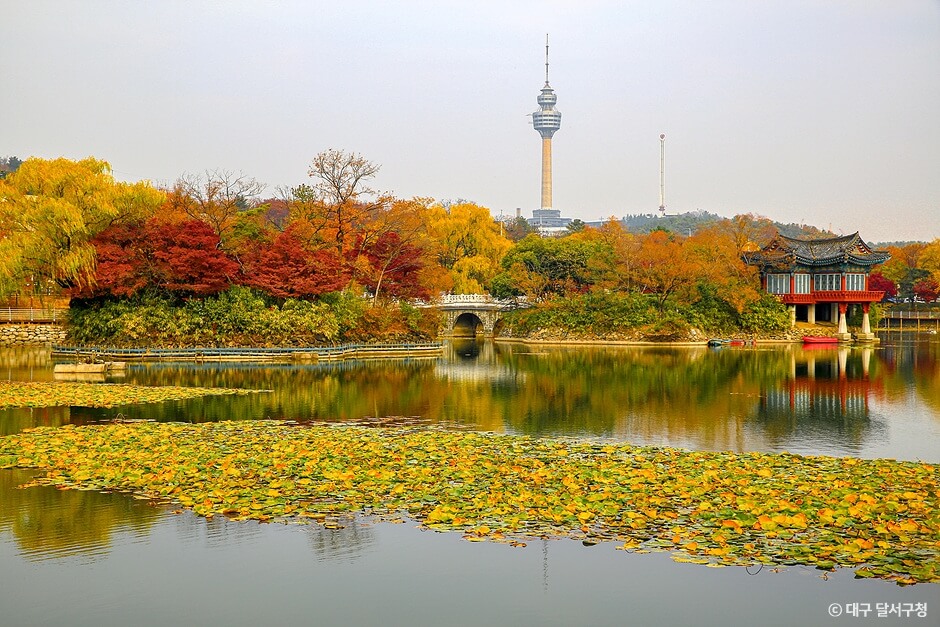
[743,233,890,340]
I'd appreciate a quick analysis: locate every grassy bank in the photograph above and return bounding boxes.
[66,287,441,347]
[498,291,792,341]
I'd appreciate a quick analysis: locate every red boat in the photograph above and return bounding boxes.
[802,336,839,344]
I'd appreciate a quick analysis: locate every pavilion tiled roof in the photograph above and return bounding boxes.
[747,232,890,268]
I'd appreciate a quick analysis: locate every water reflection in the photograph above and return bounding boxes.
[1,337,938,579]
[2,337,939,461]
[750,347,885,457]
[0,468,159,563]
[305,517,377,563]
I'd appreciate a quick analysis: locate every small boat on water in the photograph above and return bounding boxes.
[802,336,839,344]
[707,338,730,347]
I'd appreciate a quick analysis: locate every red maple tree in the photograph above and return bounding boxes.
[868,272,897,301]
[240,226,349,299]
[76,219,238,298]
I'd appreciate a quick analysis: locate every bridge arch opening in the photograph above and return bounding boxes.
[452,312,484,337]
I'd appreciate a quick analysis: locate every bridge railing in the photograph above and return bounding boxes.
[435,294,529,306]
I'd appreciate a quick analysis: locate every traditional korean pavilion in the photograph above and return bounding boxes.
[744,233,890,339]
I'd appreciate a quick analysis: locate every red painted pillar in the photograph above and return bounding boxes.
[790,274,796,294]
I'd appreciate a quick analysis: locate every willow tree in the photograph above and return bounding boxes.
[427,202,512,294]
[0,157,165,299]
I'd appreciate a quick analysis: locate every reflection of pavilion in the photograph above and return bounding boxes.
[755,348,877,436]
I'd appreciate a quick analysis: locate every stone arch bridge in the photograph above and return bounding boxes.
[425,295,529,337]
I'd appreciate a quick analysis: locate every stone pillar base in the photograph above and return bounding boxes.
[853,333,879,344]
[836,332,854,343]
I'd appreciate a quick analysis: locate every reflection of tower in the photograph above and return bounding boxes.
[532,34,561,214]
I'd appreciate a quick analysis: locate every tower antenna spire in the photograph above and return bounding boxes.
[545,34,550,84]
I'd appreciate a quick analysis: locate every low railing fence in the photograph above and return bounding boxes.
[881,310,940,319]
[0,308,68,323]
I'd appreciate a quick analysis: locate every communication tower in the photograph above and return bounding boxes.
[532,34,562,212]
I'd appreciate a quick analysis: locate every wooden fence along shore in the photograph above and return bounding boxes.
[879,310,940,332]
[51,343,445,363]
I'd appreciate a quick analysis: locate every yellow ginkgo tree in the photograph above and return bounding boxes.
[0,157,165,299]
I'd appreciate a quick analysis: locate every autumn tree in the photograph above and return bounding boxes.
[631,230,704,309]
[880,242,927,298]
[239,226,349,299]
[348,197,438,304]
[919,238,940,286]
[291,149,386,256]
[502,216,537,242]
[685,224,762,313]
[494,233,609,299]
[172,170,265,247]
[580,219,639,292]
[868,272,897,301]
[74,219,239,299]
[77,223,150,298]
[722,213,777,255]
[913,278,939,303]
[0,156,22,179]
[0,157,164,298]
[426,202,512,294]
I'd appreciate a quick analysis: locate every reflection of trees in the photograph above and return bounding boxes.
[0,468,159,561]
[0,347,55,382]
[3,340,936,452]
[166,507,262,548]
[873,338,940,417]
[0,406,71,436]
[306,516,376,562]
[67,361,450,425]
[496,347,774,450]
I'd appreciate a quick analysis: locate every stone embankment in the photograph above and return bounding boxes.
[0,324,67,346]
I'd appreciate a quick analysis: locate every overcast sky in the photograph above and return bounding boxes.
[3,1,938,241]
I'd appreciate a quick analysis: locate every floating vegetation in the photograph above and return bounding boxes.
[0,421,937,584]
[0,381,264,409]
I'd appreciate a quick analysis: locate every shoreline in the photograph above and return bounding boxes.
[491,336,800,347]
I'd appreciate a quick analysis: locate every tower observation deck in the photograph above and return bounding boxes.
[532,35,561,212]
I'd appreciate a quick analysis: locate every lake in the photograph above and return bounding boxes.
[1,335,938,625]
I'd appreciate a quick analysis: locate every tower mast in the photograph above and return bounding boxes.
[545,33,550,84]
[659,133,666,214]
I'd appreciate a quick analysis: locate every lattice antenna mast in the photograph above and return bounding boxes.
[659,134,666,214]
[545,34,550,84]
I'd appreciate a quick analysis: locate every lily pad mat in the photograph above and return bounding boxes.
[0,381,263,409]
[1,421,937,584]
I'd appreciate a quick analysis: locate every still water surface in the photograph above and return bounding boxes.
[1,335,938,625]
